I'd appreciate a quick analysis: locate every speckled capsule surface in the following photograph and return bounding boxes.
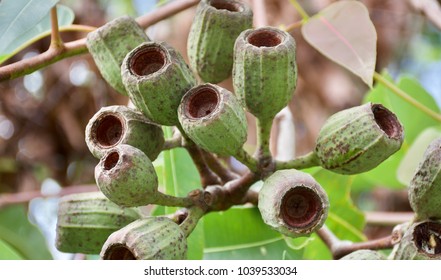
[122,42,196,126]
[55,192,141,254]
[85,105,164,160]
[340,250,385,260]
[315,103,404,175]
[258,169,329,238]
[178,83,247,156]
[86,16,149,95]
[188,0,253,83]
[100,217,187,260]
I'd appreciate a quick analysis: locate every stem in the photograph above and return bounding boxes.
[154,192,194,208]
[201,151,239,183]
[252,0,268,27]
[179,206,205,237]
[289,0,310,21]
[0,0,200,81]
[234,148,258,173]
[283,20,303,33]
[275,151,319,170]
[186,143,222,187]
[162,134,183,150]
[317,225,394,259]
[224,171,258,206]
[255,117,273,163]
[365,211,414,227]
[373,72,441,122]
[50,7,64,50]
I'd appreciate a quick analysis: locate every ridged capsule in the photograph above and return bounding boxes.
[95,144,158,207]
[86,16,149,95]
[409,138,441,220]
[258,169,329,238]
[233,27,297,122]
[55,192,140,254]
[122,42,196,126]
[315,103,404,175]
[178,83,247,156]
[187,0,253,83]
[340,250,385,260]
[101,217,187,260]
[85,105,164,160]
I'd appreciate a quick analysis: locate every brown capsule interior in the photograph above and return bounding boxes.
[209,0,242,12]
[247,29,282,47]
[95,114,123,147]
[104,151,119,171]
[102,244,137,260]
[280,186,322,229]
[413,222,441,256]
[130,46,167,76]
[372,104,402,139]
[186,86,219,119]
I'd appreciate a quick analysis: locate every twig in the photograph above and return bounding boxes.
[0,0,200,81]
[0,184,98,209]
[283,20,303,33]
[162,133,183,150]
[224,171,258,206]
[50,7,64,50]
[252,0,269,27]
[185,141,222,187]
[317,225,394,259]
[275,151,319,170]
[288,0,310,21]
[234,148,259,173]
[365,211,414,227]
[201,151,239,183]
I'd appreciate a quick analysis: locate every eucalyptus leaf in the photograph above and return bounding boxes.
[0,239,24,260]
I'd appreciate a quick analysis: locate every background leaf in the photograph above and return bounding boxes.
[354,73,441,189]
[0,205,52,259]
[0,239,24,260]
[301,1,376,86]
[0,4,74,64]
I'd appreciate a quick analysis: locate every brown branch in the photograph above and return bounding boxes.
[317,225,394,259]
[0,0,200,82]
[185,142,222,188]
[252,0,269,28]
[201,151,239,183]
[365,211,414,227]
[50,7,64,50]
[0,184,98,209]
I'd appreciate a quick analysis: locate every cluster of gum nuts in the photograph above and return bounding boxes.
[54,0,440,260]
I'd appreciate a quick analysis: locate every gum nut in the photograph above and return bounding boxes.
[340,250,385,260]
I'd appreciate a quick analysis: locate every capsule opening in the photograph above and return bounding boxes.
[248,29,282,47]
[372,104,402,139]
[104,151,119,171]
[103,244,136,260]
[186,86,219,119]
[130,46,167,76]
[280,186,322,229]
[413,222,441,256]
[210,0,242,12]
[95,114,123,147]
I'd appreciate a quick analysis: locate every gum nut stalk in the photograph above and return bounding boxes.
[95,144,158,207]
[409,138,441,220]
[121,42,197,126]
[233,26,297,122]
[315,103,404,175]
[100,217,187,260]
[86,16,149,95]
[187,0,253,83]
[85,105,164,160]
[55,192,140,254]
[340,250,385,260]
[394,221,441,260]
[258,169,329,238]
[178,83,247,156]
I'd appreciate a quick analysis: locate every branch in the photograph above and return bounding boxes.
[252,0,269,27]
[0,0,200,82]
[275,151,319,170]
[201,151,239,183]
[185,141,222,187]
[365,211,414,226]
[50,6,64,50]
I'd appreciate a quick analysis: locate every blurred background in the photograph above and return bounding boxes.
[0,0,440,259]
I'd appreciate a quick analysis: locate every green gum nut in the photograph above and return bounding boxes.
[85,105,164,160]
[55,192,141,254]
[393,221,441,260]
[86,16,149,95]
[178,83,247,156]
[315,103,404,175]
[409,138,441,220]
[258,169,329,238]
[100,217,187,260]
[187,0,253,83]
[95,144,158,207]
[340,250,385,260]
[121,42,197,126]
[233,26,297,122]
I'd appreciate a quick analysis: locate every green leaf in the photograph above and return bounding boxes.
[161,127,204,259]
[0,239,24,260]
[0,205,52,259]
[358,73,441,188]
[303,169,366,259]
[202,206,305,259]
[301,1,376,86]
[397,126,441,185]
[0,4,74,64]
